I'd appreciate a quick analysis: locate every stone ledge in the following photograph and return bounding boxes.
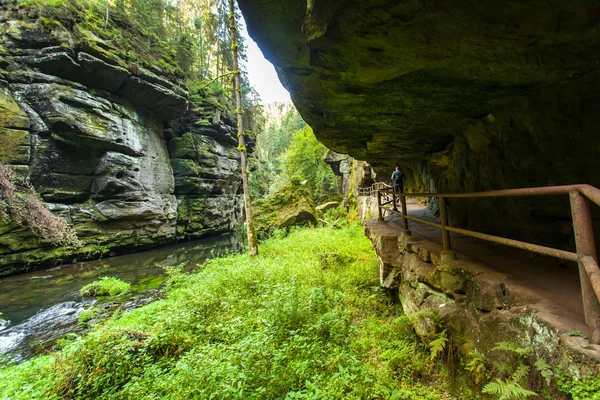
[364,217,600,388]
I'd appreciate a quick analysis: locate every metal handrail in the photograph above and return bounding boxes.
[372,183,600,344]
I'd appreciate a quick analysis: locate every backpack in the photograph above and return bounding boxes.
[394,170,404,185]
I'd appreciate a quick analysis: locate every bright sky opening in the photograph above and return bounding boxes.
[241,20,291,105]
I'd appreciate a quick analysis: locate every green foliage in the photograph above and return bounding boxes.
[322,206,349,227]
[79,277,131,297]
[279,126,338,203]
[78,306,102,325]
[249,104,307,199]
[465,349,488,384]
[492,341,532,357]
[0,224,454,399]
[483,341,536,399]
[556,368,600,400]
[533,358,553,386]
[482,367,537,399]
[428,329,448,361]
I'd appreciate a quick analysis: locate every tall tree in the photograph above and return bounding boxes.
[229,0,258,256]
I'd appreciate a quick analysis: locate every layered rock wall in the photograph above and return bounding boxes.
[239,0,600,246]
[0,9,242,275]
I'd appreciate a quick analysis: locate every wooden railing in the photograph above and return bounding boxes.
[372,184,600,344]
[358,182,391,196]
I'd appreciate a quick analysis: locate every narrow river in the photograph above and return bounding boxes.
[0,234,241,362]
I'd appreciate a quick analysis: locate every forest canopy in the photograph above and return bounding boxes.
[19,0,259,113]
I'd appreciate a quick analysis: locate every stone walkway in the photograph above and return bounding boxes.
[381,199,588,337]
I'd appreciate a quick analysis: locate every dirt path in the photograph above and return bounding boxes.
[384,200,586,334]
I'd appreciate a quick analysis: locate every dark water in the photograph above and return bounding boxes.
[0,234,241,362]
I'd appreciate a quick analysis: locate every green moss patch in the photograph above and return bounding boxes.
[252,184,318,238]
[79,277,130,297]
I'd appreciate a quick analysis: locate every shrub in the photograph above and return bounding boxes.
[79,277,130,297]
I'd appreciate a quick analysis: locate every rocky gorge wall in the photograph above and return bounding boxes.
[238,0,600,247]
[0,7,243,275]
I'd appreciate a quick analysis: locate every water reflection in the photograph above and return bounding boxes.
[0,234,240,361]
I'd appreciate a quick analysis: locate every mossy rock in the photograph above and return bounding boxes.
[252,184,318,238]
[80,277,130,297]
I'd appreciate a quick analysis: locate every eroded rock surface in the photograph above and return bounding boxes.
[0,7,242,275]
[239,0,600,244]
[365,218,600,392]
[252,184,318,237]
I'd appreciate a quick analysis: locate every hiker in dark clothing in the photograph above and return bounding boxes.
[391,166,405,193]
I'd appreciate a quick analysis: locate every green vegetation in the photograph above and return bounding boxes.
[250,105,338,204]
[556,369,600,400]
[481,342,537,399]
[79,306,102,325]
[18,0,261,121]
[79,277,131,297]
[0,224,458,399]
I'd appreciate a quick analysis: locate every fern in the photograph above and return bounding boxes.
[483,341,537,398]
[465,350,487,384]
[428,330,448,361]
[511,365,529,383]
[482,379,537,400]
[492,342,531,357]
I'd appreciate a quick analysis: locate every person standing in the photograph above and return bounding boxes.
[391,166,405,193]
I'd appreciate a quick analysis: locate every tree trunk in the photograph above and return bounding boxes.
[229,0,258,256]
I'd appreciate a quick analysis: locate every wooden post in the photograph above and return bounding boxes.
[400,194,411,236]
[439,197,456,260]
[377,190,383,221]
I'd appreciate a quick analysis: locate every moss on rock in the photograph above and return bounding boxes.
[252,184,318,238]
[80,276,130,297]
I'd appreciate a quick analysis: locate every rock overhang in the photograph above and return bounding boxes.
[239,0,600,173]
[239,0,600,243]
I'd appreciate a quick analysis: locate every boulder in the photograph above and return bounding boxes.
[252,184,318,237]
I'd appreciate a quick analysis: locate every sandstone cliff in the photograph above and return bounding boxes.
[0,3,243,275]
[239,0,600,245]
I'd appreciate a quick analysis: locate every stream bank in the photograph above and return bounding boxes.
[0,233,240,362]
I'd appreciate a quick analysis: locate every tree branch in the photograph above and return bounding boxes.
[202,71,238,89]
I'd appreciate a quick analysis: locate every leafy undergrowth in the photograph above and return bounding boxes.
[0,224,459,399]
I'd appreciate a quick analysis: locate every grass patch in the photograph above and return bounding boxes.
[79,277,130,297]
[0,224,457,399]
